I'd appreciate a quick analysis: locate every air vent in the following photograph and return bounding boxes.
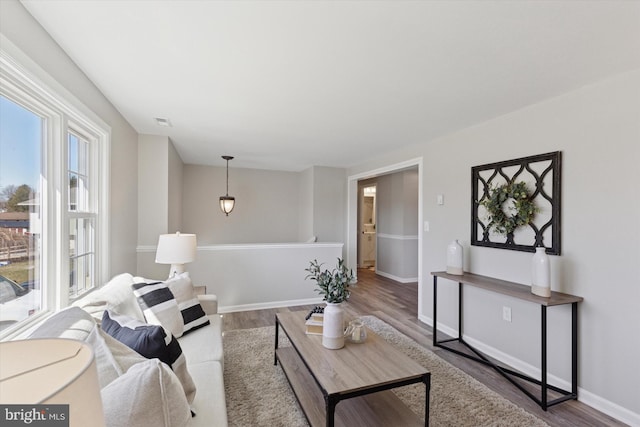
[155,117,172,127]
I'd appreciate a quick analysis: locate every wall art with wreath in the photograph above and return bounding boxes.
[471,152,562,255]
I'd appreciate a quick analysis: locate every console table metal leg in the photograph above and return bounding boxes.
[274,316,279,366]
[432,277,438,347]
[458,282,463,339]
[572,302,578,396]
[541,306,548,410]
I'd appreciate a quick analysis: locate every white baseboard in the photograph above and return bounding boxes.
[418,315,640,426]
[375,270,418,284]
[219,297,324,314]
[577,388,640,427]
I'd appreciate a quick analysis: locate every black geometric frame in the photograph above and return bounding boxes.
[471,152,562,255]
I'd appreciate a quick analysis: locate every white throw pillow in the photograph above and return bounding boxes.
[73,273,145,322]
[101,358,191,427]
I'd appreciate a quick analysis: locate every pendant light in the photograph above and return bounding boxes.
[219,155,235,216]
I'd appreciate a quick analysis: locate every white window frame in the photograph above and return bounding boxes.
[0,40,110,338]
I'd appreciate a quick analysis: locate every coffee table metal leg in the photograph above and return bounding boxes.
[423,373,431,427]
[325,394,338,427]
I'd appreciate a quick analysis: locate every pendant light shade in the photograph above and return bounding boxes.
[219,155,235,216]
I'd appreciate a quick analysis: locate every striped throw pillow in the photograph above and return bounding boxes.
[132,281,184,338]
[165,273,210,335]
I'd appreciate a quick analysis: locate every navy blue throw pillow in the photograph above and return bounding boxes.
[101,310,181,367]
[100,310,197,404]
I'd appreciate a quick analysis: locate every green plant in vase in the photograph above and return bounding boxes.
[305,258,354,303]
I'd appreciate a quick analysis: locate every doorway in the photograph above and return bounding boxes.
[347,157,424,318]
[358,185,377,270]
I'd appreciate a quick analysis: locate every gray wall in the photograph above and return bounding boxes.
[310,166,346,244]
[298,167,314,241]
[375,168,419,281]
[0,0,139,277]
[138,135,170,245]
[347,70,640,420]
[137,134,184,248]
[182,164,302,244]
[180,164,346,245]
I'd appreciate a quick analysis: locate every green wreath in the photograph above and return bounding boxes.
[480,181,538,235]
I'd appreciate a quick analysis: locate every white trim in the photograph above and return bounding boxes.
[375,270,418,284]
[219,297,324,314]
[419,314,640,426]
[348,158,424,181]
[377,233,419,240]
[578,389,640,427]
[137,242,344,252]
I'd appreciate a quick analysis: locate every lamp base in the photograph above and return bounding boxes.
[168,264,186,279]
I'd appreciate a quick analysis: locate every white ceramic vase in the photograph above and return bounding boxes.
[322,302,345,349]
[446,239,464,275]
[531,247,551,297]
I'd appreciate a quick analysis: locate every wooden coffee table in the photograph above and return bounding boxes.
[275,311,430,427]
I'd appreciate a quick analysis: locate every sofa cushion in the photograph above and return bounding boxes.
[28,306,95,340]
[132,281,184,337]
[165,273,210,335]
[101,358,191,427]
[102,310,196,404]
[186,361,228,427]
[178,314,224,369]
[73,273,144,322]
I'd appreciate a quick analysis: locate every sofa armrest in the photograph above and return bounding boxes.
[197,294,218,315]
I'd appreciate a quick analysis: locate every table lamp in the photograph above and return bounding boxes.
[155,232,197,279]
[0,338,106,427]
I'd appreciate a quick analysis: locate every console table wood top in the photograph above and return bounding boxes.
[431,271,583,306]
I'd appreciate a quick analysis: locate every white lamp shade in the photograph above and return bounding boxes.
[155,232,197,264]
[0,338,106,427]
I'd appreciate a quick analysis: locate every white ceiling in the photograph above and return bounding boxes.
[21,1,640,171]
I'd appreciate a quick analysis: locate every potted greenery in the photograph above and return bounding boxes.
[305,258,354,303]
[305,258,354,349]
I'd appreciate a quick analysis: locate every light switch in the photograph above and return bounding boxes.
[502,306,512,322]
[423,221,430,232]
[437,194,444,205]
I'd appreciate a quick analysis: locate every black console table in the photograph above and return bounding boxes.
[431,271,583,410]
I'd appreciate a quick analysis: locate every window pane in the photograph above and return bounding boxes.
[68,133,78,173]
[68,133,89,212]
[69,172,77,211]
[0,95,43,331]
[69,217,94,298]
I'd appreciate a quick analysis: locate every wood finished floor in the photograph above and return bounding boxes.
[221,268,625,427]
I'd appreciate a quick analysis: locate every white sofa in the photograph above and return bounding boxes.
[30,273,227,427]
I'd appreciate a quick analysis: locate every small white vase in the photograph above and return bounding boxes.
[322,302,345,349]
[446,239,464,275]
[531,247,551,297]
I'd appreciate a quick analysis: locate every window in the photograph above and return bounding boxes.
[0,47,109,337]
[0,95,42,333]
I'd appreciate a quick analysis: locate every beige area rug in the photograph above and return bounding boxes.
[223,315,548,427]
